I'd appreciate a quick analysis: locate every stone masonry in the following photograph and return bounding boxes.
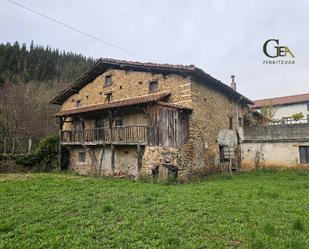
[53,59,252,180]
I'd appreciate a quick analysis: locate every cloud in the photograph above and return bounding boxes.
[1,0,308,100]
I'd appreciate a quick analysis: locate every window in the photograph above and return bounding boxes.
[105,93,112,102]
[115,119,123,127]
[76,100,81,107]
[219,145,225,163]
[73,120,84,130]
[105,75,112,86]
[228,116,233,129]
[78,152,86,163]
[95,119,104,128]
[299,146,309,164]
[282,117,292,124]
[149,81,158,93]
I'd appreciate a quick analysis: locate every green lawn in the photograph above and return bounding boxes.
[0,170,308,249]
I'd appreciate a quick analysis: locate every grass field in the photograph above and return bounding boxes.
[0,170,308,249]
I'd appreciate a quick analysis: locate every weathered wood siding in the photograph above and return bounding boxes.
[148,105,189,147]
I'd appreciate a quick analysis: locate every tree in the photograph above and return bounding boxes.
[292,112,304,122]
[260,102,278,123]
[0,41,95,153]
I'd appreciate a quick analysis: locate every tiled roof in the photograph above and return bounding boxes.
[56,91,171,117]
[157,101,192,111]
[101,58,197,71]
[253,93,309,108]
[50,58,253,105]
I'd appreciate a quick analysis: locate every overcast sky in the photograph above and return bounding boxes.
[1,0,308,100]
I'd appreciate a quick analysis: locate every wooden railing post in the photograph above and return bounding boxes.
[111,144,115,175]
[61,125,149,145]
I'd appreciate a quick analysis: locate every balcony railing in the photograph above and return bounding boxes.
[270,118,309,126]
[61,126,149,145]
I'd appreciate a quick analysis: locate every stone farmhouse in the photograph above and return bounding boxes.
[51,58,253,180]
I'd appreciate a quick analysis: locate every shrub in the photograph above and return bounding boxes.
[0,154,25,161]
[16,134,59,172]
[291,112,304,121]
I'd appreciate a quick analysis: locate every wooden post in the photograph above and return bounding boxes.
[108,110,114,143]
[58,117,64,172]
[111,144,115,175]
[99,146,105,176]
[136,144,142,180]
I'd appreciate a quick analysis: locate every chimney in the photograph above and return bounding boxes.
[231,75,236,91]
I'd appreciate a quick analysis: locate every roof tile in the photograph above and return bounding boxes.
[253,93,309,108]
[56,91,171,117]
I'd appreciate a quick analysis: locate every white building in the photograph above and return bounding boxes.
[241,93,309,168]
[253,93,309,124]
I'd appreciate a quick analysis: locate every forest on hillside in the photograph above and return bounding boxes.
[0,41,96,154]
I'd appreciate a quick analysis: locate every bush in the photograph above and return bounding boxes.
[291,112,304,121]
[16,134,59,172]
[0,154,26,161]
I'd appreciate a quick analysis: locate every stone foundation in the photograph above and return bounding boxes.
[67,145,138,177]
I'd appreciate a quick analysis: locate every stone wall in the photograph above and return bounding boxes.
[68,145,138,177]
[241,123,309,169]
[183,78,247,177]
[61,68,251,179]
[61,69,192,112]
[243,124,309,142]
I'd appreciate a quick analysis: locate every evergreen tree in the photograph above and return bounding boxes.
[0,41,95,85]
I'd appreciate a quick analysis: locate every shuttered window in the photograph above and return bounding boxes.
[299,146,309,164]
[78,152,86,163]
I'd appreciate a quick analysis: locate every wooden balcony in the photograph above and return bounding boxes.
[61,126,148,145]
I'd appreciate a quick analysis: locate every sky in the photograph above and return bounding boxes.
[1,0,309,100]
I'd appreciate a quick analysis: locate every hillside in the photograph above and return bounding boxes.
[0,41,95,85]
[0,41,96,154]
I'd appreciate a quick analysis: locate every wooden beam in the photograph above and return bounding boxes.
[111,144,115,175]
[98,146,105,176]
[69,88,79,93]
[58,117,65,171]
[136,144,142,180]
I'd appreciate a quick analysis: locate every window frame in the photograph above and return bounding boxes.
[76,100,81,107]
[299,146,309,164]
[78,151,86,164]
[149,80,158,93]
[105,75,112,87]
[115,119,123,127]
[73,120,84,130]
[228,116,233,129]
[282,117,293,124]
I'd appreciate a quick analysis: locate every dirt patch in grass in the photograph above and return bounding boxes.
[0,173,32,182]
